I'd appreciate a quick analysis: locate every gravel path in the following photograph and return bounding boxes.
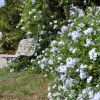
[0,58,7,68]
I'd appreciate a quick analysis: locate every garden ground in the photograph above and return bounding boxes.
[0,68,49,100]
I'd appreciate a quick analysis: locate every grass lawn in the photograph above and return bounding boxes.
[0,68,49,100]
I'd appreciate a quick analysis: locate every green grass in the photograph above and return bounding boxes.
[0,68,49,100]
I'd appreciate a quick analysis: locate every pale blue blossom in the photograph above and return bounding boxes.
[51,40,57,47]
[70,11,75,15]
[61,25,68,33]
[69,47,77,54]
[52,92,59,97]
[85,38,94,47]
[48,59,53,65]
[41,57,47,62]
[92,91,100,100]
[48,92,53,99]
[65,78,73,87]
[66,57,79,68]
[89,48,98,60]
[60,74,66,81]
[80,69,87,80]
[77,87,94,100]
[79,64,88,80]
[40,63,45,69]
[58,41,65,46]
[78,22,85,28]
[84,28,93,35]
[79,10,84,17]
[57,65,67,73]
[68,31,81,41]
[50,47,58,53]
[80,64,87,69]
[87,76,92,83]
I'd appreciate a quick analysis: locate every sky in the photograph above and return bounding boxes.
[0,0,5,7]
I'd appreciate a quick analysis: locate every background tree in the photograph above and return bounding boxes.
[0,0,24,52]
[4,0,23,31]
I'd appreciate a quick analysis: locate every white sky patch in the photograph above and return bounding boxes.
[0,0,5,7]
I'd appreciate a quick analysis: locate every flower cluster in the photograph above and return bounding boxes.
[89,48,99,60]
[24,3,100,99]
[46,6,100,99]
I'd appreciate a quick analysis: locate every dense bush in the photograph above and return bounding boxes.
[0,9,8,32]
[4,0,23,30]
[18,0,100,55]
[0,0,23,32]
[18,0,67,54]
[9,56,32,72]
[0,0,24,52]
[16,1,100,99]
[30,6,100,99]
[1,30,24,51]
[3,0,99,99]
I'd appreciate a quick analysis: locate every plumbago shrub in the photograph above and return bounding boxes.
[31,6,100,99]
[17,0,65,53]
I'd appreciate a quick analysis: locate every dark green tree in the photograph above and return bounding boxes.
[4,0,23,31]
